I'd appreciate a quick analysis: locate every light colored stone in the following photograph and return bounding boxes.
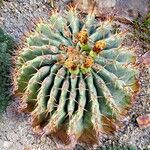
[97,0,117,8]
[137,114,150,129]
[3,141,13,149]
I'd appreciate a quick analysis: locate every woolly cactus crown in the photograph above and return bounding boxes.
[14,7,139,144]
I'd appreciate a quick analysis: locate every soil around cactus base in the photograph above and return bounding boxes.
[0,0,149,150]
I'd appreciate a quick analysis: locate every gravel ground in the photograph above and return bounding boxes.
[0,0,150,150]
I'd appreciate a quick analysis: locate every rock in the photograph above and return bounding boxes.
[137,114,150,129]
[97,0,117,8]
[24,146,31,150]
[138,51,150,66]
[3,141,13,149]
[73,0,149,20]
[74,0,117,9]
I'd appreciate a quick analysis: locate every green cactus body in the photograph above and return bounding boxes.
[14,8,139,144]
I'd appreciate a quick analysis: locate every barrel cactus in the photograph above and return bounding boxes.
[14,7,139,144]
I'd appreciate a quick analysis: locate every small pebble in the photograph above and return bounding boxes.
[137,114,150,129]
[3,141,13,149]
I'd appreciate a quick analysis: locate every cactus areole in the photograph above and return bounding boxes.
[14,8,139,144]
